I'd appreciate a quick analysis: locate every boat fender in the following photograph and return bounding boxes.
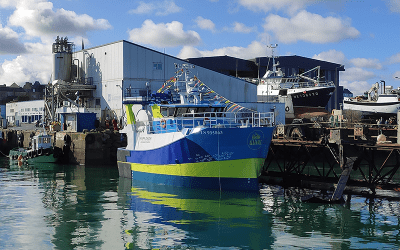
[53,147,62,158]
[64,135,72,147]
[285,106,290,112]
[45,148,51,156]
[161,119,166,128]
[85,134,95,144]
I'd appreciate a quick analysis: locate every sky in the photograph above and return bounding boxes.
[0,0,400,96]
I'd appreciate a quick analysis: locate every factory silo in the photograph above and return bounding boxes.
[52,36,73,82]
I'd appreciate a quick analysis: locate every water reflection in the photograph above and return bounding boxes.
[260,185,400,249]
[0,158,399,249]
[125,180,273,249]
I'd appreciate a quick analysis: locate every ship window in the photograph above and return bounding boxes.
[188,107,197,114]
[279,89,288,96]
[176,107,188,117]
[160,107,168,117]
[198,107,212,113]
[160,107,175,117]
[168,108,175,117]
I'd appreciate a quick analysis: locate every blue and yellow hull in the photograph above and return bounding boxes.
[117,127,274,191]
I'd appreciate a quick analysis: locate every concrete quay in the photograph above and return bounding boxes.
[1,124,127,166]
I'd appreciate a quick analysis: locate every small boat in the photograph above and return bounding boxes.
[117,64,275,191]
[9,132,64,165]
[343,80,400,117]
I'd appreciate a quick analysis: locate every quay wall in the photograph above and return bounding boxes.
[1,128,127,166]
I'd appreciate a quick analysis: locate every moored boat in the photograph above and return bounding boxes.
[117,64,275,191]
[9,132,64,165]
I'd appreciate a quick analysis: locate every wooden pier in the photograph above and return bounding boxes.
[261,126,400,199]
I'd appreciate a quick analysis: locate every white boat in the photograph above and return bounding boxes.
[117,63,275,191]
[343,81,400,117]
[254,45,336,117]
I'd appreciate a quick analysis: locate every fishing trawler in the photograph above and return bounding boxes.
[117,64,275,191]
[256,45,336,117]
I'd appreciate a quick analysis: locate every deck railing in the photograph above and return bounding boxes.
[143,111,275,134]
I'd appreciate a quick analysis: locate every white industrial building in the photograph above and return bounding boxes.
[6,100,44,126]
[57,40,283,123]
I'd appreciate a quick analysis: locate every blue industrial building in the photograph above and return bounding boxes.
[186,55,345,111]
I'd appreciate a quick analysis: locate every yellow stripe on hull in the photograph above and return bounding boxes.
[128,158,266,179]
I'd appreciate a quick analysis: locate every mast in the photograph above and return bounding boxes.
[267,44,278,72]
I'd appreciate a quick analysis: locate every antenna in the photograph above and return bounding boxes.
[267,44,278,72]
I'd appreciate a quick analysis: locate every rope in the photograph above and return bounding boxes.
[0,150,10,158]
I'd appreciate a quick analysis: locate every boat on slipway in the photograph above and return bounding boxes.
[9,132,64,165]
[255,45,336,118]
[343,80,400,117]
[117,64,275,191]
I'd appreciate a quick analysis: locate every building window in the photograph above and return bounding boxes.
[25,108,30,112]
[153,63,162,70]
[96,98,100,106]
[10,109,14,113]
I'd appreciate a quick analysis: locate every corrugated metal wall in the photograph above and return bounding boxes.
[75,40,265,119]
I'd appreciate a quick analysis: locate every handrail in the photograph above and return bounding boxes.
[143,111,275,134]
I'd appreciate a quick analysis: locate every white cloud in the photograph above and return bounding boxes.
[224,22,257,33]
[194,16,216,32]
[341,67,375,82]
[350,58,382,69]
[0,0,17,8]
[0,24,27,54]
[238,0,315,15]
[385,0,400,13]
[313,50,382,95]
[7,0,111,37]
[0,54,52,86]
[178,41,270,59]
[128,20,201,48]
[263,11,360,44]
[312,50,347,65]
[128,0,182,16]
[340,80,371,96]
[388,53,400,64]
[393,71,400,79]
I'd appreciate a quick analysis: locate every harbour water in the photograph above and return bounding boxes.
[0,158,399,249]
